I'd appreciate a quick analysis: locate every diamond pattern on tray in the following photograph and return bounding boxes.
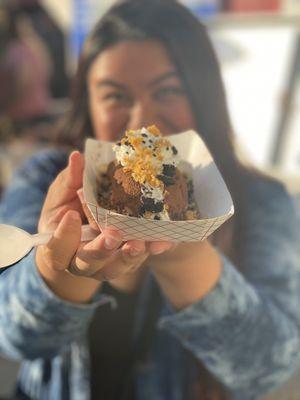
[84,134,234,242]
[87,203,231,242]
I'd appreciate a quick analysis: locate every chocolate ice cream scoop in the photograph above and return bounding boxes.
[98,126,193,220]
[103,160,188,220]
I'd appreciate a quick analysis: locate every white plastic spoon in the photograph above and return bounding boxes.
[0,224,98,268]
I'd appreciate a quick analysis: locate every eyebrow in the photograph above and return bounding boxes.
[149,71,179,87]
[95,71,179,91]
[95,80,127,91]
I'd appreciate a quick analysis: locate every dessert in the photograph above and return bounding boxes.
[97,126,199,221]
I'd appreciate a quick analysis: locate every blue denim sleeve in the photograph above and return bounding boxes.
[0,250,112,360]
[158,183,300,399]
[0,150,113,360]
[0,149,68,233]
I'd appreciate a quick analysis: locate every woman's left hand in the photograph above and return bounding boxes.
[147,240,222,310]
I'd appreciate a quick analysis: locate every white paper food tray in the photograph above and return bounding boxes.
[83,130,234,242]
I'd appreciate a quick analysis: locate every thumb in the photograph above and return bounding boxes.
[54,151,84,196]
[42,151,84,213]
[44,210,82,271]
[63,151,84,192]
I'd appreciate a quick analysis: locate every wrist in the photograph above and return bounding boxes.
[150,240,222,310]
[35,247,101,304]
[151,240,206,270]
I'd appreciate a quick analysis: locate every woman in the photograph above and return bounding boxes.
[0,1,300,399]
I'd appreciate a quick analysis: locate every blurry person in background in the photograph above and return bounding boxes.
[12,0,70,99]
[0,1,51,128]
[0,1,53,194]
[0,1,300,400]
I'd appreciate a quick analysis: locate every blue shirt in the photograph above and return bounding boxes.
[0,149,300,400]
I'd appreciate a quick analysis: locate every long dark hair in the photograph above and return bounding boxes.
[58,1,262,396]
[59,0,238,173]
[58,0,255,252]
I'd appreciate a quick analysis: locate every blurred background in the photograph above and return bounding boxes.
[0,0,299,399]
[1,0,300,193]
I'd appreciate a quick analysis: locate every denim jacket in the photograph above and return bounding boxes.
[0,149,300,400]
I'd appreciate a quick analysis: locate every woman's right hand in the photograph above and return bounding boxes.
[35,151,149,303]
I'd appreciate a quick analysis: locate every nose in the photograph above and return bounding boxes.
[127,100,157,131]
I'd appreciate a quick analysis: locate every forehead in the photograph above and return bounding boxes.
[88,40,176,85]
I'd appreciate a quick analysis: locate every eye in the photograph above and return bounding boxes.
[102,92,131,106]
[154,86,185,101]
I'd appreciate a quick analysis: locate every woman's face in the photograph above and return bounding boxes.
[87,40,196,141]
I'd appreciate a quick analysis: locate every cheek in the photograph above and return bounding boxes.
[89,97,129,141]
[160,98,196,133]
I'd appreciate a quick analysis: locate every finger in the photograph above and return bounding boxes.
[42,210,82,271]
[122,240,146,257]
[44,152,84,211]
[40,206,71,232]
[120,241,148,274]
[62,151,84,192]
[70,228,123,276]
[83,227,123,255]
[92,243,148,281]
[39,152,85,231]
[39,196,86,233]
[148,241,176,255]
[77,188,100,231]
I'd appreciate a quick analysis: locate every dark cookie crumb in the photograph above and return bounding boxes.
[156,174,174,186]
[162,164,175,177]
[140,197,164,213]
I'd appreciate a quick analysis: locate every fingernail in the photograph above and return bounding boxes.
[104,235,121,250]
[151,248,165,255]
[129,247,143,257]
[68,210,81,222]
